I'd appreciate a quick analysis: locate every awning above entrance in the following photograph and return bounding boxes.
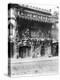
[18,11,58,23]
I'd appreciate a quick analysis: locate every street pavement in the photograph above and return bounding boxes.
[10,57,58,76]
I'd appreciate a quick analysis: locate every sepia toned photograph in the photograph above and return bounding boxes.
[8,3,59,77]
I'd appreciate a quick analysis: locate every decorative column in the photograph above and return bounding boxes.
[30,44,34,58]
[9,7,19,58]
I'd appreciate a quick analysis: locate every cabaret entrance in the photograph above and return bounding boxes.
[16,17,52,58]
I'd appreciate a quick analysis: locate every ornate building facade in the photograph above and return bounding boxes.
[8,3,58,59]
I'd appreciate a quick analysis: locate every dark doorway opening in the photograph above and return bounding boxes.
[19,46,31,58]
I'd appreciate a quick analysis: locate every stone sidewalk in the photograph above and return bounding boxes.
[9,57,59,76]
